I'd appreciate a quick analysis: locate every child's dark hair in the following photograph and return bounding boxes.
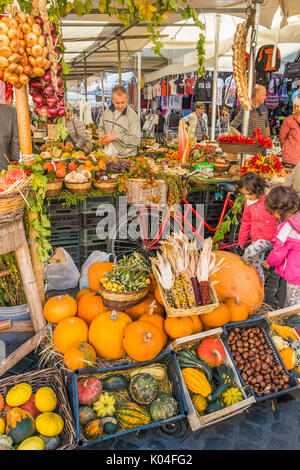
[237,172,268,198]
[265,186,300,220]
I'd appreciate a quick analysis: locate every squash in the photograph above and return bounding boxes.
[222,387,244,407]
[89,310,132,360]
[209,251,264,314]
[102,374,128,392]
[0,417,5,434]
[63,342,97,370]
[139,307,167,347]
[201,303,231,329]
[38,433,61,450]
[0,434,14,450]
[93,392,115,418]
[149,393,178,422]
[207,365,234,402]
[271,323,298,342]
[76,288,92,301]
[280,347,296,370]
[197,337,226,367]
[84,419,103,440]
[35,387,57,413]
[164,317,194,339]
[272,335,289,352]
[190,315,203,334]
[129,364,166,382]
[225,297,249,323]
[129,373,158,405]
[149,273,158,294]
[0,392,4,412]
[206,398,225,413]
[77,377,102,406]
[6,408,35,444]
[88,262,115,291]
[17,436,45,450]
[77,291,106,325]
[181,368,212,397]
[103,419,119,435]
[20,394,40,419]
[125,294,164,321]
[43,294,77,324]
[53,316,88,354]
[123,321,164,362]
[35,412,64,437]
[192,394,207,414]
[79,405,97,426]
[177,349,213,382]
[115,402,151,429]
[6,383,32,407]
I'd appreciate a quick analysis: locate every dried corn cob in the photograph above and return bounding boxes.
[171,274,189,309]
[150,255,175,308]
[199,281,210,306]
[180,269,196,308]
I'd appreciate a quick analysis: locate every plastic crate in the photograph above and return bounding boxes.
[81,196,115,214]
[67,350,188,447]
[221,317,299,402]
[81,227,107,246]
[48,214,82,233]
[48,230,81,247]
[47,199,81,216]
[81,242,109,264]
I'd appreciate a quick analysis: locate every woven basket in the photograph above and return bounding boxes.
[98,284,150,310]
[0,368,78,450]
[126,178,168,205]
[213,162,230,174]
[46,179,63,197]
[93,179,118,194]
[0,183,28,225]
[64,180,92,194]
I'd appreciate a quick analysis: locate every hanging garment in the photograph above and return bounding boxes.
[216,78,224,106]
[185,76,196,95]
[80,101,94,126]
[266,76,279,109]
[193,75,213,102]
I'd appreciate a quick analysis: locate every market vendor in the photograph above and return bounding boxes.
[181,101,209,142]
[279,96,300,165]
[229,85,270,137]
[98,85,141,158]
[0,85,20,171]
[65,103,93,155]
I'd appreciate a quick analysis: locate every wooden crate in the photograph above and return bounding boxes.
[167,328,255,431]
[220,143,265,155]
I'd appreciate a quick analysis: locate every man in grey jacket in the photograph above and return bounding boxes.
[98,85,141,157]
[0,103,20,171]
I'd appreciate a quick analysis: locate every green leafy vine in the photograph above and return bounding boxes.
[213,193,245,247]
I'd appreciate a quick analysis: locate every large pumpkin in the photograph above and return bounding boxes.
[209,251,264,314]
[164,317,194,339]
[139,311,167,347]
[64,342,97,370]
[76,288,92,301]
[53,316,89,354]
[201,303,231,329]
[77,291,106,325]
[123,321,164,362]
[125,294,164,321]
[89,310,132,360]
[43,295,77,324]
[6,408,36,444]
[88,262,115,291]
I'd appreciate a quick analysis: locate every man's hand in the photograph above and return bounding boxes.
[104,133,116,144]
[263,260,270,269]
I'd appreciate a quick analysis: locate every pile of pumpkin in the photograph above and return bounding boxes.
[270,321,300,378]
[0,383,64,450]
[177,337,245,415]
[76,364,179,441]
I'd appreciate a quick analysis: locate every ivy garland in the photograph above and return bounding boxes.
[213,193,245,247]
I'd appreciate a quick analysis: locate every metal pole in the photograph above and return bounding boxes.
[137,51,142,118]
[101,72,105,112]
[210,14,221,142]
[117,36,122,84]
[83,53,87,99]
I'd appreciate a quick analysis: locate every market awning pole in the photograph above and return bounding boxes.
[210,14,221,142]
[83,53,87,99]
[117,36,122,84]
[101,72,105,111]
[137,51,142,118]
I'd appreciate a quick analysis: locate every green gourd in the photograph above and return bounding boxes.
[102,374,129,392]
[38,434,62,450]
[79,405,97,426]
[207,365,234,402]
[177,349,213,382]
[129,373,158,405]
[206,398,225,413]
[149,393,178,422]
[115,402,151,429]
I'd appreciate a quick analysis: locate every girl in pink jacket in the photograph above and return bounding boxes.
[237,172,278,283]
[264,186,300,307]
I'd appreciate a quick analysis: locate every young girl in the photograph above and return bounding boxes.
[237,172,278,283]
[264,186,300,307]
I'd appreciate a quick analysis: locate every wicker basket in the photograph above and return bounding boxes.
[126,178,168,205]
[0,183,28,225]
[98,284,150,310]
[93,179,118,194]
[213,162,230,174]
[46,179,63,197]
[64,180,92,194]
[0,368,78,450]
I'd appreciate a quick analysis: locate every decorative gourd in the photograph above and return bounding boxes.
[17,436,45,450]
[190,315,203,334]
[6,383,32,407]
[291,340,300,366]
[77,291,106,325]
[84,419,103,440]
[129,364,166,382]
[63,342,96,370]
[43,295,77,324]
[6,408,36,444]
[35,412,64,437]
[89,310,132,360]
[101,375,128,392]
[93,392,116,418]
[125,294,164,321]
[102,419,119,435]
[123,321,164,362]
[271,323,298,342]
[181,368,212,397]
[280,347,296,370]
[209,251,264,314]
[192,394,207,414]
[272,335,289,352]
[77,377,102,406]
[79,405,97,426]
[154,285,163,306]
[1,405,11,424]
[149,393,178,422]
[129,373,158,405]
[53,316,89,354]
[0,434,14,450]
[38,433,61,450]
[197,337,226,367]
[177,349,213,382]
[20,394,40,419]
[115,402,151,429]
[88,262,115,291]
[164,317,194,339]
[0,417,5,435]
[201,303,231,329]
[35,387,57,413]
[0,392,4,412]
[207,365,234,402]
[222,387,244,406]
[206,398,225,413]
[76,288,92,301]
[225,297,249,323]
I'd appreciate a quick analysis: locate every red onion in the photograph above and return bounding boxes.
[42,71,52,83]
[57,76,63,88]
[55,50,60,60]
[51,34,57,44]
[38,105,48,117]
[33,94,45,107]
[29,86,38,96]
[30,79,43,89]
[50,23,56,35]
[57,107,66,117]
[46,95,57,107]
[34,16,44,27]
[44,84,55,96]
[47,106,58,118]
[57,63,62,74]
[56,88,64,98]
[58,99,65,108]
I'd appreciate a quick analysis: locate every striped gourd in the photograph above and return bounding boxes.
[181,367,212,397]
[115,402,151,429]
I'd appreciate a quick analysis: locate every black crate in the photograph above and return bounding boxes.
[81,196,115,214]
[48,214,82,232]
[81,242,109,264]
[47,199,81,216]
[48,230,81,247]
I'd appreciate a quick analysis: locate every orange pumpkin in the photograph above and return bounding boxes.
[190,315,203,334]
[209,251,264,314]
[140,310,167,347]
[154,286,163,306]
[89,310,132,360]
[53,317,89,354]
[88,262,115,291]
[43,295,77,324]
[225,297,249,323]
[76,288,92,301]
[125,294,164,321]
[77,291,106,325]
[63,342,97,370]
[164,317,194,339]
[201,303,231,329]
[123,321,164,362]
[149,273,158,294]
